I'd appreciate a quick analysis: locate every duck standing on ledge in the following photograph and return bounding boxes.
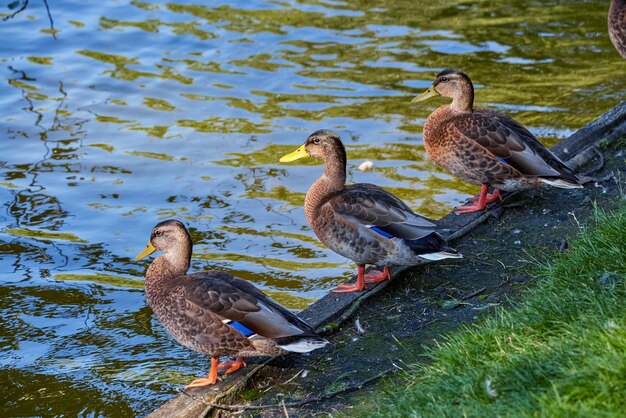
[135,219,328,388]
[609,0,626,58]
[280,130,461,293]
[412,69,583,214]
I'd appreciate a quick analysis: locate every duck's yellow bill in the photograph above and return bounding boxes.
[279,144,310,162]
[411,86,439,103]
[135,241,157,261]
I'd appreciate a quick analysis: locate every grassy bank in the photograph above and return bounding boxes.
[357,203,626,417]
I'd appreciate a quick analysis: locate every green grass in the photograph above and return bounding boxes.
[358,204,626,417]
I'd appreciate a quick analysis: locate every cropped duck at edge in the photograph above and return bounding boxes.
[609,0,626,59]
[280,130,461,293]
[135,220,327,388]
[412,69,583,214]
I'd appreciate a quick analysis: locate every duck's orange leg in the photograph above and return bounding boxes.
[364,266,391,284]
[456,184,501,214]
[332,265,367,293]
[467,187,502,204]
[185,357,222,388]
[217,357,247,375]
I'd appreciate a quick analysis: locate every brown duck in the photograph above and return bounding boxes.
[412,69,583,214]
[609,0,626,58]
[135,219,328,388]
[279,130,461,293]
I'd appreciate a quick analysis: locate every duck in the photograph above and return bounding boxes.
[412,69,583,214]
[135,219,328,388]
[609,0,626,58]
[279,130,461,293]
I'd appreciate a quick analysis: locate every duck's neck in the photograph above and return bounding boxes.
[304,153,346,226]
[145,253,190,302]
[449,85,474,113]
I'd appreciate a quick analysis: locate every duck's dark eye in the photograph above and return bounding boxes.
[440,77,449,82]
[313,138,321,144]
[154,230,163,237]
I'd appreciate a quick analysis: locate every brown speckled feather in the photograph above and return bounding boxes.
[148,270,320,357]
[327,183,436,240]
[445,109,578,181]
[425,106,520,187]
[180,272,317,339]
[609,0,626,59]
[148,274,253,356]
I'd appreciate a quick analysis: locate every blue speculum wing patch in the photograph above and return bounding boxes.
[370,226,394,238]
[230,321,255,337]
[497,157,510,165]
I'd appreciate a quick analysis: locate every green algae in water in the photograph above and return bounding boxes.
[5,228,88,243]
[195,251,343,271]
[125,150,185,161]
[54,273,144,289]
[263,289,315,310]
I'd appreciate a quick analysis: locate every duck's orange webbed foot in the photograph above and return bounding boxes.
[364,266,391,284]
[456,184,501,214]
[455,202,488,214]
[185,357,222,389]
[217,357,247,375]
[332,282,366,293]
[332,265,367,293]
[467,189,501,203]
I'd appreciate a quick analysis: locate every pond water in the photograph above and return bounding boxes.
[1,0,624,415]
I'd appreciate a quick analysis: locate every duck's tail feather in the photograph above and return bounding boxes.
[275,335,329,353]
[406,232,462,260]
[540,177,584,189]
[420,250,463,261]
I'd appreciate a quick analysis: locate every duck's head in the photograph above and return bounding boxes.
[279,129,346,163]
[135,219,192,262]
[411,69,474,110]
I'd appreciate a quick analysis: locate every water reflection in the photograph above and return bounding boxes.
[1,0,624,415]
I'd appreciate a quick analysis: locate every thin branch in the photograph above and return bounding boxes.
[179,367,397,412]
[280,398,289,418]
[41,0,55,39]
[8,65,36,81]
[461,286,487,301]
[2,0,29,21]
[2,0,56,39]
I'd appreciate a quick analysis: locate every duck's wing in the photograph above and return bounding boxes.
[326,183,437,240]
[450,110,578,180]
[180,271,319,340]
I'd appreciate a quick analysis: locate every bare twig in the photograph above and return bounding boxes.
[3,0,56,39]
[281,369,303,386]
[2,0,29,21]
[461,287,487,301]
[41,0,55,38]
[280,398,289,418]
[8,65,36,81]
